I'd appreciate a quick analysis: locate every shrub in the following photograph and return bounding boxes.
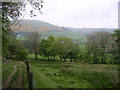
[15,49,28,59]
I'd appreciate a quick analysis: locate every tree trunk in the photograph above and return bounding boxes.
[73,58,75,62]
[115,59,118,64]
[101,57,104,64]
[35,50,37,60]
[64,58,66,62]
[48,56,49,60]
[101,52,104,64]
[53,54,55,60]
[70,58,72,62]
[60,56,62,61]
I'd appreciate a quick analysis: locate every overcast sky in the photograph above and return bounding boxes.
[23,0,119,28]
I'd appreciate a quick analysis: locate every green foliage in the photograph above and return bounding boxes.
[2,2,26,58]
[86,31,111,64]
[112,30,120,41]
[40,31,87,44]
[111,30,120,64]
[15,48,28,59]
[81,51,91,63]
[39,36,55,59]
[6,40,28,59]
[55,37,81,61]
[67,44,81,61]
[39,36,81,61]
[2,2,43,59]
[39,39,49,58]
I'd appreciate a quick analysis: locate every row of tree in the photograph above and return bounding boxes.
[23,32,80,62]
[19,30,120,64]
[3,29,120,64]
[4,30,120,64]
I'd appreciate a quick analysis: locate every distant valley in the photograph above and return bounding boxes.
[11,19,116,33]
[11,19,117,44]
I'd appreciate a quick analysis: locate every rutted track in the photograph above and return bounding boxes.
[2,62,26,88]
[14,65,23,88]
[2,65,17,88]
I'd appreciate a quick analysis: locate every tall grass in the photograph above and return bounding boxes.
[30,61,118,88]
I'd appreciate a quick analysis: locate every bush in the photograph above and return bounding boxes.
[15,49,28,59]
[6,40,28,59]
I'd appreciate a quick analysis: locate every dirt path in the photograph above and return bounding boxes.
[0,68,9,71]
[2,65,17,88]
[1,67,12,71]
[14,65,23,88]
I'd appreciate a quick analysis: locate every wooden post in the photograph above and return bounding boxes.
[29,72,33,90]
[25,60,34,89]
[25,60,30,82]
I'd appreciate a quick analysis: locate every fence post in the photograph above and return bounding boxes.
[25,60,30,82]
[25,60,34,89]
[29,72,33,90]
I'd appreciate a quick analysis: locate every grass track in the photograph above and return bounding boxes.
[2,60,28,88]
[30,65,57,88]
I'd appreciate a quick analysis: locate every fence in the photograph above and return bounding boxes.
[25,60,34,90]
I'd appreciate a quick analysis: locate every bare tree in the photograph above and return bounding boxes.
[111,30,120,64]
[87,31,111,64]
[26,32,41,60]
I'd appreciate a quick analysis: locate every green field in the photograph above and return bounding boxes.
[16,31,87,44]
[2,60,119,88]
[30,61,118,88]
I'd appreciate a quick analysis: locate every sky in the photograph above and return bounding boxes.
[23,0,119,28]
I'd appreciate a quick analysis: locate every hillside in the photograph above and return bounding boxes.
[11,19,116,34]
[63,27,116,34]
[11,19,65,32]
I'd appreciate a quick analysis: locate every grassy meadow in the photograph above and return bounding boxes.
[29,60,118,88]
[2,60,119,88]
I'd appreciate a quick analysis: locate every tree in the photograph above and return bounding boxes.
[67,44,80,62]
[47,36,56,60]
[55,37,72,61]
[39,36,55,60]
[111,30,120,64]
[39,39,50,60]
[2,2,26,58]
[7,39,28,59]
[87,31,111,64]
[26,32,41,60]
[1,1,43,59]
[2,30,29,59]
[39,36,80,62]
[55,37,80,62]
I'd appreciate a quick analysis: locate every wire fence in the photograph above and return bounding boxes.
[25,60,35,90]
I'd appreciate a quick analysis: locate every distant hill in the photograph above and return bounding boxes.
[11,19,65,32]
[11,19,116,34]
[63,27,116,34]
[13,20,117,44]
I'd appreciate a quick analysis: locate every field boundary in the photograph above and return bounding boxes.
[25,60,34,90]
